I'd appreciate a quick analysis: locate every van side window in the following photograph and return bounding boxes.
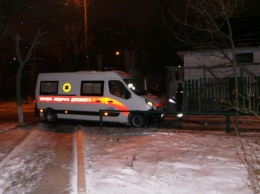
[81,81,104,96]
[40,81,58,95]
[109,80,131,99]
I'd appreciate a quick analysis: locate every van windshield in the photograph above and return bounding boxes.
[124,79,147,96]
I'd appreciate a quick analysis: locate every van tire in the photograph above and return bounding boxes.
[130,114,146,128]
[45,109,57,123]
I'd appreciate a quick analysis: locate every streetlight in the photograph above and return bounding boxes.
[83,0,89,70]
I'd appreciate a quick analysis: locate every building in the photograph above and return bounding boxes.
[179,47,260,80]
[166,47,260,111]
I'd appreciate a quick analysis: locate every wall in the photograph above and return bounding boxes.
[183,47,260,80]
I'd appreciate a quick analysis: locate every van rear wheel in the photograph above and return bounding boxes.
[45,109,57,123]
[130,114,146,128]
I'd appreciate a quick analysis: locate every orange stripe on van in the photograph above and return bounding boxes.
[38,96,129,116]
[103,97,129,116]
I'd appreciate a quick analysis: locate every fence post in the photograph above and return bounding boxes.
[225,113,230,133]
[99,110,103,128]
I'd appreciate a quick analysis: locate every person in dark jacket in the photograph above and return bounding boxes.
[175,83,183,113]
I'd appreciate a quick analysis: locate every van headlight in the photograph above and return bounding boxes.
[177,113,183,118]
[145,99,156,110]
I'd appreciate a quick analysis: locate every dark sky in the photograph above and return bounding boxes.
[1,0,260,97]
[88,0,160,33]
[241,0,260,17]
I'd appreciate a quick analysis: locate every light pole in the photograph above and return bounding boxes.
[83,0,89,70]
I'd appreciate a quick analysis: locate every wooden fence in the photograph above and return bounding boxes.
[184,77,260,112]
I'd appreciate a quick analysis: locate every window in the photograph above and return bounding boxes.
[235,53,253,63]
[109,80,131,99]
[123,79,147,96]
[40,81,58,95]
[81,81,104,96]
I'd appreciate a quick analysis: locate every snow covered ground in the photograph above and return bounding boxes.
[1,123,259,194]
[0,101,259,194]
[82,127,260,194]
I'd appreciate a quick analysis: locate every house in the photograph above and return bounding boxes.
[179,47,260,80]
[166,47,260,111]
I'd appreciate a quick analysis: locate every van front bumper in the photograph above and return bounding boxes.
[145,110,165,123]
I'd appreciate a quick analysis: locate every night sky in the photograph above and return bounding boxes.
[1,0,260,98]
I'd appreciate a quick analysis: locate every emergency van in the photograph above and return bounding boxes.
[35,71,165,127]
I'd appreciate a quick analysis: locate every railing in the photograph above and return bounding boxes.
[99,110,232,133]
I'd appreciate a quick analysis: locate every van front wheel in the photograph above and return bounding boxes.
[45,109,57,123]
[130,114,146,128]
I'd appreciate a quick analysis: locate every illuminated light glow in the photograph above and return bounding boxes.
[38,96,130,116]
[63,83,72,92]
[39,96,93,103]
[54,97,70,102]
[147,101,153,107]
[104,97,129,116]
[71,97,91,102]
[40,96,53,102]
[168,99,176,104]
[104,112,108,116]
[40,109,44,113]
[65,110,68,114]
[121,72,129,77]
[177,113,183,117]
[156,102,164,106]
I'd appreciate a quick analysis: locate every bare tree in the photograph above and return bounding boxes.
[14,30,47,126]
[61,24,85,71]
[0,0,48,126]
[160,2,260,192]
[159,0,255,134]
[0,0,23,100]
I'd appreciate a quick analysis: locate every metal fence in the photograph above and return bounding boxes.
[184,77,260,112]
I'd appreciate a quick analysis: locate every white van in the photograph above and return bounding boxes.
[35,71,165,127]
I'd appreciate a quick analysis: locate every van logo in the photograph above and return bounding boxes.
[63,83,71,92]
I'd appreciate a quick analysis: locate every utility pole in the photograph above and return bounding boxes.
[84,0,89,70]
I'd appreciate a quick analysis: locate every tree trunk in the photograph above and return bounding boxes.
[17,104,24,126]
[223,2,240,134]
[0,68,1,101]
[16,65,24,126]
[27,62,36,103]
